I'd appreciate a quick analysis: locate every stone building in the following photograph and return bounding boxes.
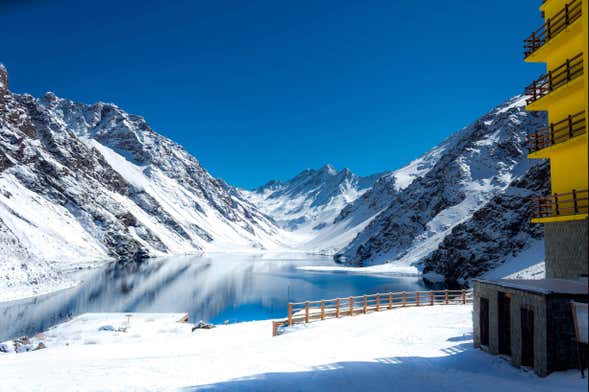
[473,279,587,376]
[473,0,588,377]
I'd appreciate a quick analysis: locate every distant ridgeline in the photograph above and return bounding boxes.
[1,61,548,292]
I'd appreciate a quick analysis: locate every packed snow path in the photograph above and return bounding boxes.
[0,306,585,391]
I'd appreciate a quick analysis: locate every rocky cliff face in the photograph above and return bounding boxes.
[0,65,285,298]
[243,95,548,278]
[334,96,547,273]
[421,161,549,284]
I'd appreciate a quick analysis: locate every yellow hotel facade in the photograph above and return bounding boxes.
[524,0,588,278]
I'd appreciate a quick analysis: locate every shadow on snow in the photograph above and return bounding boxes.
[180,341,584,392]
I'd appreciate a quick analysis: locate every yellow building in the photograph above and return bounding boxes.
[524,0,588,279]
[471,2,588,377]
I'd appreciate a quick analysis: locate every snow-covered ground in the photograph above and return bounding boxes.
[1,306,584,391]
[481,240,545,281]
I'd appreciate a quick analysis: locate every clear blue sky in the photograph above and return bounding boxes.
[1,0,544,188]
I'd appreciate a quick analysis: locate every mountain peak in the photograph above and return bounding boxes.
[42,91,59,103]
[319,163,337,175]
[0,63,8,91]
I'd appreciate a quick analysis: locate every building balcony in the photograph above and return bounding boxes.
[527,111,586,154]
[523,0,582,59]
[525,53,583,105]
[532,189,588,221]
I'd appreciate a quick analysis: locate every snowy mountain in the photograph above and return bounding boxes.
[0,65,287,299]
[241,145,456,256]
[241,164,384,253]
[334,96,547,280]
[243,95,548,279]
[1,60,549,295]
[244,165,373,230]
[421,161,549,285]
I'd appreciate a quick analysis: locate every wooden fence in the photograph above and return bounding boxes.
[532,189,589,219]
[527,111,586,153]
[525,52,583,104]
[272,289,473,336]
[523,0,582,58]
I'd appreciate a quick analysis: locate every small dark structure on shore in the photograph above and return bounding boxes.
[473,278,588,376]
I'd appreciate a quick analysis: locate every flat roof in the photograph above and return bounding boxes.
[474,278,589,295]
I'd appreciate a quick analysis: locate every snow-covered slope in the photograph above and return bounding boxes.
[244,164,382,232]
[0,65,288,298]
[421,161,549,285]
[243,95,548,278]
[335,96,547,275]
[241,164,385,253]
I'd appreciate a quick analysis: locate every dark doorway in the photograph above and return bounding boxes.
[521,308,535,367]
[498,292,511,356]
[480,297,489,346]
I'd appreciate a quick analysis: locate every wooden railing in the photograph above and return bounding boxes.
[532,189,589,219]
[525,53,584,105]
[528,111,586,153]
[272,289,473,336]
[524,0,582,58]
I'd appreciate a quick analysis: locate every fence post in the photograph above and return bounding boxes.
[376,294,380,311]
[535,197,552,217]
[550,123,555,145]
[321,301,325,320]
[568,115,574,138]
[363,295,367,314]
[349,297,354,316]
[402,292,406,307]
[336,298,340,318]
[546,18,551,40]
[554,193,560,215]
[388,293,393,309]
[462,289,466,304]
[573,189,578,213]
[566,58,571,81]
[305,301,309,323]
[445,289,449,304]
[288,303,293,326]
[565,3,569,24]
[430,291,434,306]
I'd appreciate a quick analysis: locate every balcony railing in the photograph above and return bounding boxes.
[525,53,584,105]
[532,189,589,219]
[524,0,582,58]
[528,111,586,153]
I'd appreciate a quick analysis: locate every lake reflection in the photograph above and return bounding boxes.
[0,254,424,340]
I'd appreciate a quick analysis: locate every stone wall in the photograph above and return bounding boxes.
[474,281,549,375]
[546,296,586,372]
[474,280,588,376]
[545,219,589,279]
